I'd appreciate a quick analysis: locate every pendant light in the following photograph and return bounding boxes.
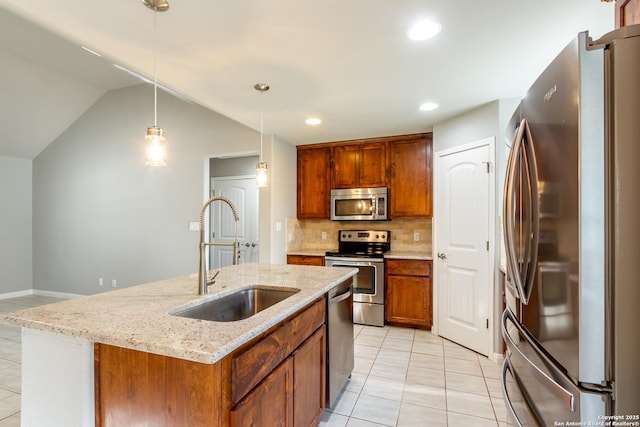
[143,0,169,166]
[254,83,270,187]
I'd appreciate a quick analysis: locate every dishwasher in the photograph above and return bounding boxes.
[326,278,354,408]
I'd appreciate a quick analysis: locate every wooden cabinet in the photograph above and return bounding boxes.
[230,357,293,427]
[388,134,433,218]
[297,146,331,219]
[287,254,325,266]
[94,294,332,427]
[615,0,640,27]
[331,141,386,189]
[292,326,326,427]
[385,259,432,329]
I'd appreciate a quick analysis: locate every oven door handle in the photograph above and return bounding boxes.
[502,309,575,412]
[329,261,378,268]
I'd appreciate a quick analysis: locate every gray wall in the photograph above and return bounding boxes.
[32,84,271,295]
[0,155,32,295]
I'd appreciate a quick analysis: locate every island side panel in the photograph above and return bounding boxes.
[21,329,95,427]
[94,344,223,427]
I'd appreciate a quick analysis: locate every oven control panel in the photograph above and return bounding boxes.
[339,230,389,243]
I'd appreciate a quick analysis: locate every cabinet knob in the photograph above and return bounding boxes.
[437,252,447,260]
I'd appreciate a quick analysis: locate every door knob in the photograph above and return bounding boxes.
[437,252,447,260]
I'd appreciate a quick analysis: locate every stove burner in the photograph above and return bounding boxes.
[326,229,391,258]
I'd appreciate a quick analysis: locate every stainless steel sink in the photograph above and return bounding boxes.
[173,286,300,322]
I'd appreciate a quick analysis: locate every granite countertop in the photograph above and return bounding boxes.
[0,263,357,364]
[286,249,333,257]
[384,251,433,260]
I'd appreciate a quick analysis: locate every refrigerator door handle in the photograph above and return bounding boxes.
[522,119,540,303]
[501,358,525,427]
[502,309,576,412]
[504,120,526,299]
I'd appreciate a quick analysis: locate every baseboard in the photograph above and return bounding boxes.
[32,290,84,299]
[0,289,84,300]
[0,289,34,300]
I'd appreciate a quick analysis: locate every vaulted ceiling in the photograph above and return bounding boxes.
[0,0,614,159]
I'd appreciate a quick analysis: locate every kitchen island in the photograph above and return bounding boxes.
[1,263,357,427]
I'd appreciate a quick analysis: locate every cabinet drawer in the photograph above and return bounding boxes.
[231,298,325,403]
[385,259,431,276]
[286,255,325,266]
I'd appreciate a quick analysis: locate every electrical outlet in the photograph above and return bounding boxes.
[98,278,103,286]
[322,231,327,240]
[413,232,420,241]
[111,279,117,288]
[188,221,200,231]
[275,222,282,232]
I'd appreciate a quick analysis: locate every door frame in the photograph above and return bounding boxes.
[432,137,498,359]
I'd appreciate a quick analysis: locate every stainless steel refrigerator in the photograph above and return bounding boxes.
[501,24,640,425]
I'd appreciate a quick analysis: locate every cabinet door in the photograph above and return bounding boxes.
[297,147,331,219]
[358,141,387,188]
[293,326,326,427]
[388,134,433,217]
[230,358,294,427]
[331,144,359,189]
[386,274,430,328]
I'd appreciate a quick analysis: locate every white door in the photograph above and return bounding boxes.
[434,138,494,356]
[210,176,259,268]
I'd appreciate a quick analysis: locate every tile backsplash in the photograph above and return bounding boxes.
[286,218,432,254]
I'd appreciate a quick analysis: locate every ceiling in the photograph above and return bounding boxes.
[0,0,615,159]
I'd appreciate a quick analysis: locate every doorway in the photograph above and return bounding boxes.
[433,137,495,356]
[208,156,260,268]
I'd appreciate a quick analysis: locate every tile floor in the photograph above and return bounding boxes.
[319,324,508,427]
[0,296,508,427]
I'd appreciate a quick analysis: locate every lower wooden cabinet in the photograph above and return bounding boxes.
[385,259,433,329]
[95,295,331,427]
[230,357,293,427]
[287,254,325,266]
[230,326,326,427]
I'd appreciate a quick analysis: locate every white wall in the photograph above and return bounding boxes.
[32,84,270,295]
[0,155,32,295]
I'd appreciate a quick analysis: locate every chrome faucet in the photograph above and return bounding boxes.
[198,196,239,295]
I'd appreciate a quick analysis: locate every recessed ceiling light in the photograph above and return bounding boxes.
[407,20,442,41]
[419,102,440,111]
[305,118,322,125]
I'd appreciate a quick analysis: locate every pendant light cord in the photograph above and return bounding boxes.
[153,7,158,127]
[259,90,264,162]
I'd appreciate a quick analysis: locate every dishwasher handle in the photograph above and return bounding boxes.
[329,286,352,305]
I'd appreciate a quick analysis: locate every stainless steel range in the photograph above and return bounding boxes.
[325,230,390,327]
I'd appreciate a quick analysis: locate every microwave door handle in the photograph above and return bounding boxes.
[372,197,377,219]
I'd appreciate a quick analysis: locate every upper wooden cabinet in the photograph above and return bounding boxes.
[615,0,640,27]
[296,133,432,220]
[388,134,433,218]
[297,146,331,219]
[331,141,387,189]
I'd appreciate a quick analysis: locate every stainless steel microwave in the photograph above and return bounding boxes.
[330,187,388,221]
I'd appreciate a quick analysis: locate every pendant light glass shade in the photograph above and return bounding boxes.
[256,162,268,187]
[145,126,167,166]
